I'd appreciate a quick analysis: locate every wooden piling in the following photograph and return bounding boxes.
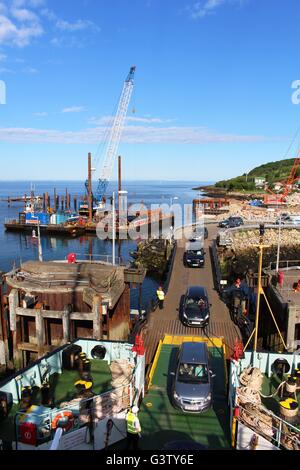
[36,310,45,356]
[88,152,93,222]
[62,311,70,343]
[92,295,102,340]
[9,289,22,367]
[54,188,57,211]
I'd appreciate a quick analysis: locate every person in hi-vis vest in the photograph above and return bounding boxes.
[156,286,165,309]
[126,405,141,450]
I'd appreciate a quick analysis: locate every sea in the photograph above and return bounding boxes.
[0,180,211,310]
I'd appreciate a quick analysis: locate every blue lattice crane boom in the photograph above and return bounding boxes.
[94,65,136,203]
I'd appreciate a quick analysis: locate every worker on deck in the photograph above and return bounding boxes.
[294,279,300,293]
[126,405,142,450]
[156,286,165,309]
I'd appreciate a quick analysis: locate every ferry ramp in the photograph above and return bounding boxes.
[138,335,230,450]
[142,223,241,366]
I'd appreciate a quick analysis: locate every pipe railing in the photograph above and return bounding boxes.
[14,383,132,449]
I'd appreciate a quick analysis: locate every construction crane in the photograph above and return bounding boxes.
[264,153,300,205]
[92,66,136,205]
[281,154,300,200]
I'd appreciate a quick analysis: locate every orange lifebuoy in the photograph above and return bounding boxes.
[51,410,74,433]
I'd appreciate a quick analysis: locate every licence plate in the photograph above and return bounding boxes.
[184,404,199,411]
[192,264,199,266]
[191,321,200,325]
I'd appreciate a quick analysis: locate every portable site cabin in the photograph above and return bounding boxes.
[0,338,145,450]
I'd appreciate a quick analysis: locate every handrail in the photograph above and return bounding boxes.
[14,382,132,448]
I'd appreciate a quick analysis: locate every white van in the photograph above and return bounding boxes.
[276,215,300,225]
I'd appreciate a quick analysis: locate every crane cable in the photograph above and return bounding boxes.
[282,124,300,160]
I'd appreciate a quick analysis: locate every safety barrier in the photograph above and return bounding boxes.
[14,383,132,450]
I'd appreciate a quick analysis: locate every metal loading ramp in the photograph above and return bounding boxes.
[138,335,231,450]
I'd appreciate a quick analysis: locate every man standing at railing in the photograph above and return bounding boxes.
[156,286,165,309]
[126,405,142,450]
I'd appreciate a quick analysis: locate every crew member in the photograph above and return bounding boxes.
[294,279,300,293]
[126,405,141,450]
[156,286,165,309]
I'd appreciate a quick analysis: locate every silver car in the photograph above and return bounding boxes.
[171,342,215,413]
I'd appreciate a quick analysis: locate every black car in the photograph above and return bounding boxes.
[184,249,205,268]
[180,286,210,327]
[218,216,244,228]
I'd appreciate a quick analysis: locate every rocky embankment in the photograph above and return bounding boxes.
[219,228,300,276]
[131,239,173,275]
[203,198,300,223]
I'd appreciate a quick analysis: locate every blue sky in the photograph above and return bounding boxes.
[0,0,300,181]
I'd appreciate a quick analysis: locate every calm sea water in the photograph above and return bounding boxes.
[0,180,210,309]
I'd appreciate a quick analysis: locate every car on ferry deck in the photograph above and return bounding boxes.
[179,286,210,327]
[171,342,214,413]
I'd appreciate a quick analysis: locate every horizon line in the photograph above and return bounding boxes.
[0,179,216,183]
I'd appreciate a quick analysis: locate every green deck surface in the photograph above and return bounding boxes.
[49,359,112,405]
[0,359,112,443]
[261,374,300,430]
[138,344,230,450]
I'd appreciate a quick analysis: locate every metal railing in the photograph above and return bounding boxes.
[236,398,300,450]
[224,223,300,233]
[267,260,300,271]
[62,253,124,266]
[14,382,132,450]
[266,260,300,302]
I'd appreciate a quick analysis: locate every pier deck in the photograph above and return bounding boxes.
[143,224,241,366]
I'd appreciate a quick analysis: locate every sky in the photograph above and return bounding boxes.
[0,0,300,181]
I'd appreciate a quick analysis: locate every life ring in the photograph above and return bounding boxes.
[51,410,74,432]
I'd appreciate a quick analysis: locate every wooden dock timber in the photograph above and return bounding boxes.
[142,224,242,366]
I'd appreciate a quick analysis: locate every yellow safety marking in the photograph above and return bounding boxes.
[231,416,237,448]
[148,340,163,388]
[279,398,298,409]
[17,405,38,423]
[162,334,223,349]
[75,380,93,389]
[223,342,228,387]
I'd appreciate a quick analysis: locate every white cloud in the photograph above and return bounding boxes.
[11,0,45,7]
[56,19,100,33]
[40,8,57,22]
[0,124,277,145]
[62,106,85,113]
[187,0,245,20]
[0,2,98,49]
[0,52,6,60]
[0,12,43,47]
[89,115,174,126]
[11,8,39,22]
